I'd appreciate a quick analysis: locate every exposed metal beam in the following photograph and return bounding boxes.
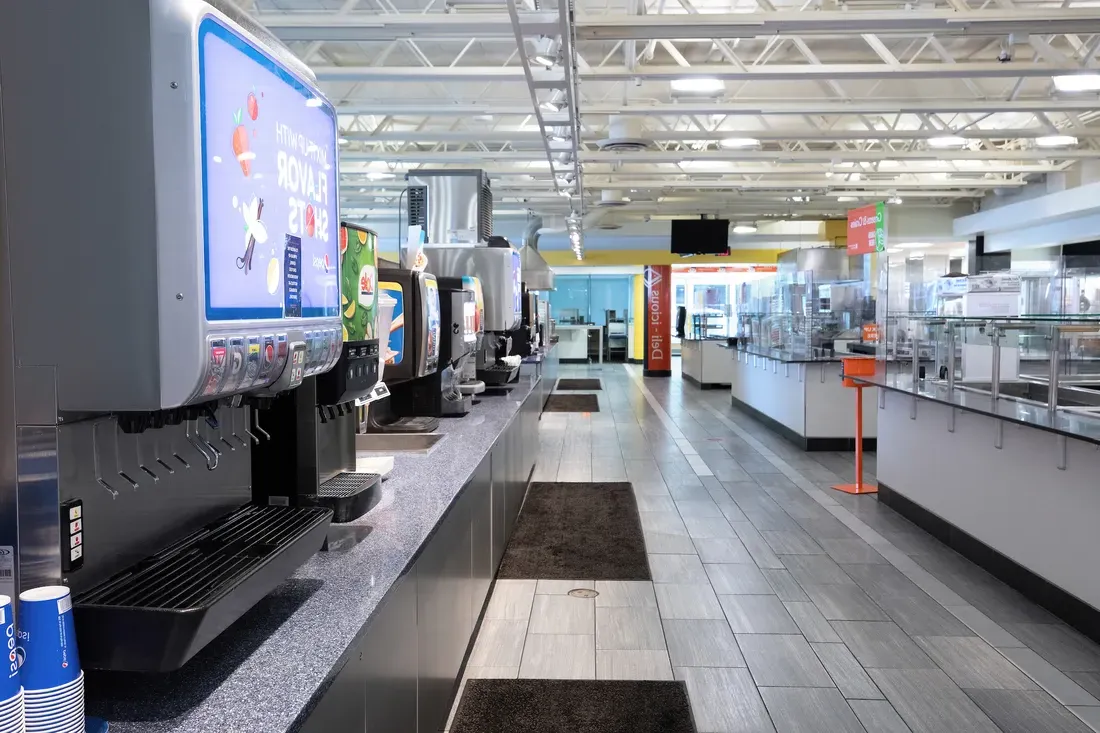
[574,9,1100,39]
[341,149,1100,162]
[314,66,565,83]
[258,12,558,40]
[580,62,1087,82]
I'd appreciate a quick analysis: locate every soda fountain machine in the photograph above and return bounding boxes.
[0,0,343,671]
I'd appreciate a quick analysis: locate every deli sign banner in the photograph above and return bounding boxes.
[847,203,886,256]
[644,265,672,377]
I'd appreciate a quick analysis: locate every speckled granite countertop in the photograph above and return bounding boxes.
[85,374,541,733]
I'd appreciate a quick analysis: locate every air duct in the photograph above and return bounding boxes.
[520,215,555,291]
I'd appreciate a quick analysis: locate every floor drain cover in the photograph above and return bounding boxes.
[568,588,599,599]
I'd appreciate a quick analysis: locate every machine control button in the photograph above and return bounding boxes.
[70,533,82,549]
[70,519,81,534]
[202,338,228,396]
[70,546,83,563]
[69,506,81,521]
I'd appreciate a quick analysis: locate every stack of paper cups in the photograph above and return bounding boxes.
[19,587,83,733]
[0,594,23,733]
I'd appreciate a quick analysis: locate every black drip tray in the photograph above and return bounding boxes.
[74,504,332,672]
[374,416,440,433]
[309,472,381,523]
[478,365,519,385]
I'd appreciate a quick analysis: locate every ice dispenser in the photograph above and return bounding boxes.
[0,0,343,671]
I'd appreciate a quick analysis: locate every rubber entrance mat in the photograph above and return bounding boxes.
[498,482,650,580]
[544,393,600,412]
[452,679,696,733]
[556,378,602,390]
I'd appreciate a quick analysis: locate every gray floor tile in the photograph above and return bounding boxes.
[596,606,666,651]
[967,689,1094,733]
[694,537,754,564]
[731,522,786,569]
[737,633,835,687]
[820,538,888,564]
[675,666,777,733]
[644,530,700,554]
[999,646,1100,706]
[676,498,724,518]
[519,633,595,679]
[832,621,936,669]
[761,568,810,602]
[946,605,1024,648]
[1068,671,1100,700]
[469,619,528,667]
[649,553,710,584]
[654,582,726,620]
[849,700,914,733]
[803,583,890,622]
[812,642,883,699]
[595,650,674,681]
[484,580,536,621]
[705,563,776,595]
[785,601,842,643]
[875,593,975,637]
[868,667,1002,733]
[669,485,713,502]
[914,635,1039,690]
[536,578,594,595]
[779,554,855,585]
[760,687,867,733]
[636,494,677,512]
[641,510,690,536]
[720,594,800,634]
[664,618,746,668]
[798,517,861,541]
[683,515,737,539]
[1068,705,1100,732]
[761,529,825,555]
[594,580,657,608]
[1005,623,1100,672]
[528,593,595,635]
[842,563,927,601]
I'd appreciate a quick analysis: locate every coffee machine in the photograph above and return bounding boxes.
[421,241,523,388]
[365,266,442,433]
[0,0,341,671]
[251,223,382,523]
[506,286,541,359]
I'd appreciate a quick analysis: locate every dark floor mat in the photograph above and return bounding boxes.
[557,378,602,391]
[452,679,696,733]
[545,393,600,412]
[498,482,650,580]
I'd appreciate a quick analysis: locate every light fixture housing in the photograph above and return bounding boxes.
[1053,74,1100,92]
[732,224,757,234]
[1036,135,1078,147]
[670,77,725,94]
[928,135,967,148]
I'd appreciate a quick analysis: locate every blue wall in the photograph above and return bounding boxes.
[550,275,633,325]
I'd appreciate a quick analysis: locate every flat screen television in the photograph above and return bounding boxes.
[670,219,730,255]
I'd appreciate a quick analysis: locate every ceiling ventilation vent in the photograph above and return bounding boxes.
[596,190,630,208]
[596,116,652,152]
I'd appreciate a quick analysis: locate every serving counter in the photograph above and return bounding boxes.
[555,324,602,363]
[86,374,545,733]
[855,364,1100,639]
[680,339,732,389]
[730,346,877,451]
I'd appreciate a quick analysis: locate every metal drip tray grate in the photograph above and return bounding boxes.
[75,504,332,672]
[319,473,380,498]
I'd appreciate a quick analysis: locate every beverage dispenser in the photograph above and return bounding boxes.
[0,0,342,671]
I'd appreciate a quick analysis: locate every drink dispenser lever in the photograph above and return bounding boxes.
[229,407,248,448]
[252,409,271,441]
[92,420,119,499]
[153,434,175,475]
[185,419,218,471]
[113,423,139,490]
[134,433,159,483]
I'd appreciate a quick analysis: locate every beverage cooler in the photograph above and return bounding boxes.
[0,0,344,671]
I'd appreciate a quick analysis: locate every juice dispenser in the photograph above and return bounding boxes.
[0,0,343,671]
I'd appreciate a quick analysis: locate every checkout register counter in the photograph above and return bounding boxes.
[849,316,1100,642]
[680,338,734,389]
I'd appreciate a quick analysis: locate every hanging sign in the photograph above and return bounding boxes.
[847,203,886,256]
[644,265,672,377]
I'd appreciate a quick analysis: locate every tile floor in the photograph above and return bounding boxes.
[446,362,1100,733]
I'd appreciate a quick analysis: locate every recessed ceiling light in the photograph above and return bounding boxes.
[719,137,760,148]
[898,242,934,249]
[732,224,758,234]
[928,135,967,148]
[1036,135,1078,147]
[671,78,725,93]
[1053,74,1100,92]
[886,247,903,254]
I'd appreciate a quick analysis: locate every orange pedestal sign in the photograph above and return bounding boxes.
[833,357,878,495]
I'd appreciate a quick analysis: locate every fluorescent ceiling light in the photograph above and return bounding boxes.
[532,55,556,67]
[887,195,903,204]
[898,242,934,249]
[338,137,349,145]
[732,224,758,234]
[1036,135,1078,147]
[836,196,858,202]
[719,137,760,149]
[306,97,324,108]
[928,135,967,148]
[1053,74,1100,92]
[366,171,395,180]
[539,101,560,112]
[886,247,903,254]
[670,78,725,93]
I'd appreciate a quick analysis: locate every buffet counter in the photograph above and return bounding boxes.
[86,375,544,733]
[852,367,1100,629]
[730,345,876,451]
[680,339,732,389]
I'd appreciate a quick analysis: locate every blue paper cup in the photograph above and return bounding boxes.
[18,587,80,692]
[0,597,22,702]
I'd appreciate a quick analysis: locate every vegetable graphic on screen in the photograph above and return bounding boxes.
[232,109,254,177]
[247,89,259,121]
[305,205,316,238]
[237,197,267,273]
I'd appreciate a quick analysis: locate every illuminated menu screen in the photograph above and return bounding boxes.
[199,16,339,321]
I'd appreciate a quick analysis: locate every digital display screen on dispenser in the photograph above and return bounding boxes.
[511,250,522,320]
[381,281,405,365]
[341,225,377,342]
[424,276,441,365]
[198,16,339,321]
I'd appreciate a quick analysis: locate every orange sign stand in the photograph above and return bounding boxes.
[833,357,878,495]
